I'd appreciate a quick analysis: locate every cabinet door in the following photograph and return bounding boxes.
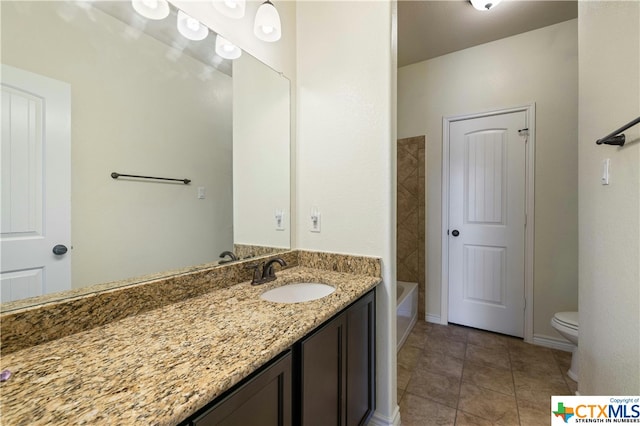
[193,352,292,426]
[299,289,376,426]
[299,314,347,426]
[346,290,375,426]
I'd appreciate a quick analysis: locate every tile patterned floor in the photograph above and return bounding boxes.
[398,321,578,425]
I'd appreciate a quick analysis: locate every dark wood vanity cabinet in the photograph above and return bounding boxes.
[191,352,292,426]
[345,290,376,425]
[183,289,375,426]
[297,310,346,426]
[297,289,376,426]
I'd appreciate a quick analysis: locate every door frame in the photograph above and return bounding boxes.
[440,104,535,342]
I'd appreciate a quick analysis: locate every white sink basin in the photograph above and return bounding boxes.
[260,283,335,303]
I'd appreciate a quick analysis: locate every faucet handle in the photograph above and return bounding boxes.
[245,262,264,284]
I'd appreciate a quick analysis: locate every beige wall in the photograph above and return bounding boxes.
[296,2,398,423]
[398,19,579,340]
[2,2,233,288]
[578,1,640,394]
[233,53,290,248]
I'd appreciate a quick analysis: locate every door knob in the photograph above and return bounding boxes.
[451,230,460,237]
[52,244,68,255]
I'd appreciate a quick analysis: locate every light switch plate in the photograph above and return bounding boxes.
[275,209,285,231]
[601,159,610,185]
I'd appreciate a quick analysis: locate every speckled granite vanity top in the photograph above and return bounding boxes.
[0,261,380,425]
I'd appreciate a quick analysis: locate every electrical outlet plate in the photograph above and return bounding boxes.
[275,209,285,231]
[310,209,321,233]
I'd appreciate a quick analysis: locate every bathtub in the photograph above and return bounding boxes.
[397,281,418,351]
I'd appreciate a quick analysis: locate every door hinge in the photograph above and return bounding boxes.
[524,214,527,226]
[524,297,527,310]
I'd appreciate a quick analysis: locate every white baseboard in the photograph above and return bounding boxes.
[532,334,575,352]
[368,405,401,426]
[425,314,441,324]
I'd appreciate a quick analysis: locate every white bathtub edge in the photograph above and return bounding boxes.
[397,281,418,352]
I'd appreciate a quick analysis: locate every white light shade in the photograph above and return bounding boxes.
[177,10,208,41]
[212,0,246,19]
[254,1,281,42]
[470,0,502,11]
[215,34,242,60]
[131,0,170,20]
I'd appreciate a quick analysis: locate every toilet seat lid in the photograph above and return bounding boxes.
[554,311,578,328]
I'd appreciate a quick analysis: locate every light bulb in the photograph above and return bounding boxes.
[142,0,158,10]
[215,34,242,60]
[254,1,281,42]
[224,0,238,9]
[212,0,246,19]
[186,18,200,31]
[470,0,502,11]
[177,10,208,41]
[132,0,170,20]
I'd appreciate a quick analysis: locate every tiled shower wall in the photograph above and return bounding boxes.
[397,136,426,320]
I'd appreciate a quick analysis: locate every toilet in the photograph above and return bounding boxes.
[551,311,579,381]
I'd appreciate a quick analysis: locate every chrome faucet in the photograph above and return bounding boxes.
[246,257,287,285]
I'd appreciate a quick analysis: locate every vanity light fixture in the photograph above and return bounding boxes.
[215,34,242,60]
[212,0,246,19]
[131,0,170,20]
[470,0,502,11]
[177,10,209,41]
[254,0,281,42]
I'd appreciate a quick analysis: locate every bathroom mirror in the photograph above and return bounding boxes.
[0,1,290,310]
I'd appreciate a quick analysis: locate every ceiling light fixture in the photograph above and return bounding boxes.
[254,0,281,42]
[215,34,242,60]
[212,0,246,19]
[177,10,209,41]
[131,0,170,20]
[470,0,502,11]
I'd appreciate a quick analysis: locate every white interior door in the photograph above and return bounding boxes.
[447,111,526,337]
[1,65,71,303]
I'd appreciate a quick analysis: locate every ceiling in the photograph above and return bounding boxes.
[398,0,578,67]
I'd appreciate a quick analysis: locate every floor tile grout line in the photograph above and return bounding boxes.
[400,322,568,425]
[508,341,523,425]
[457,338,467,413]
[554,351,577,397]
[552,350,577,395]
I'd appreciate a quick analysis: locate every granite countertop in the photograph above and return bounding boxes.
[0,266,380,425]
